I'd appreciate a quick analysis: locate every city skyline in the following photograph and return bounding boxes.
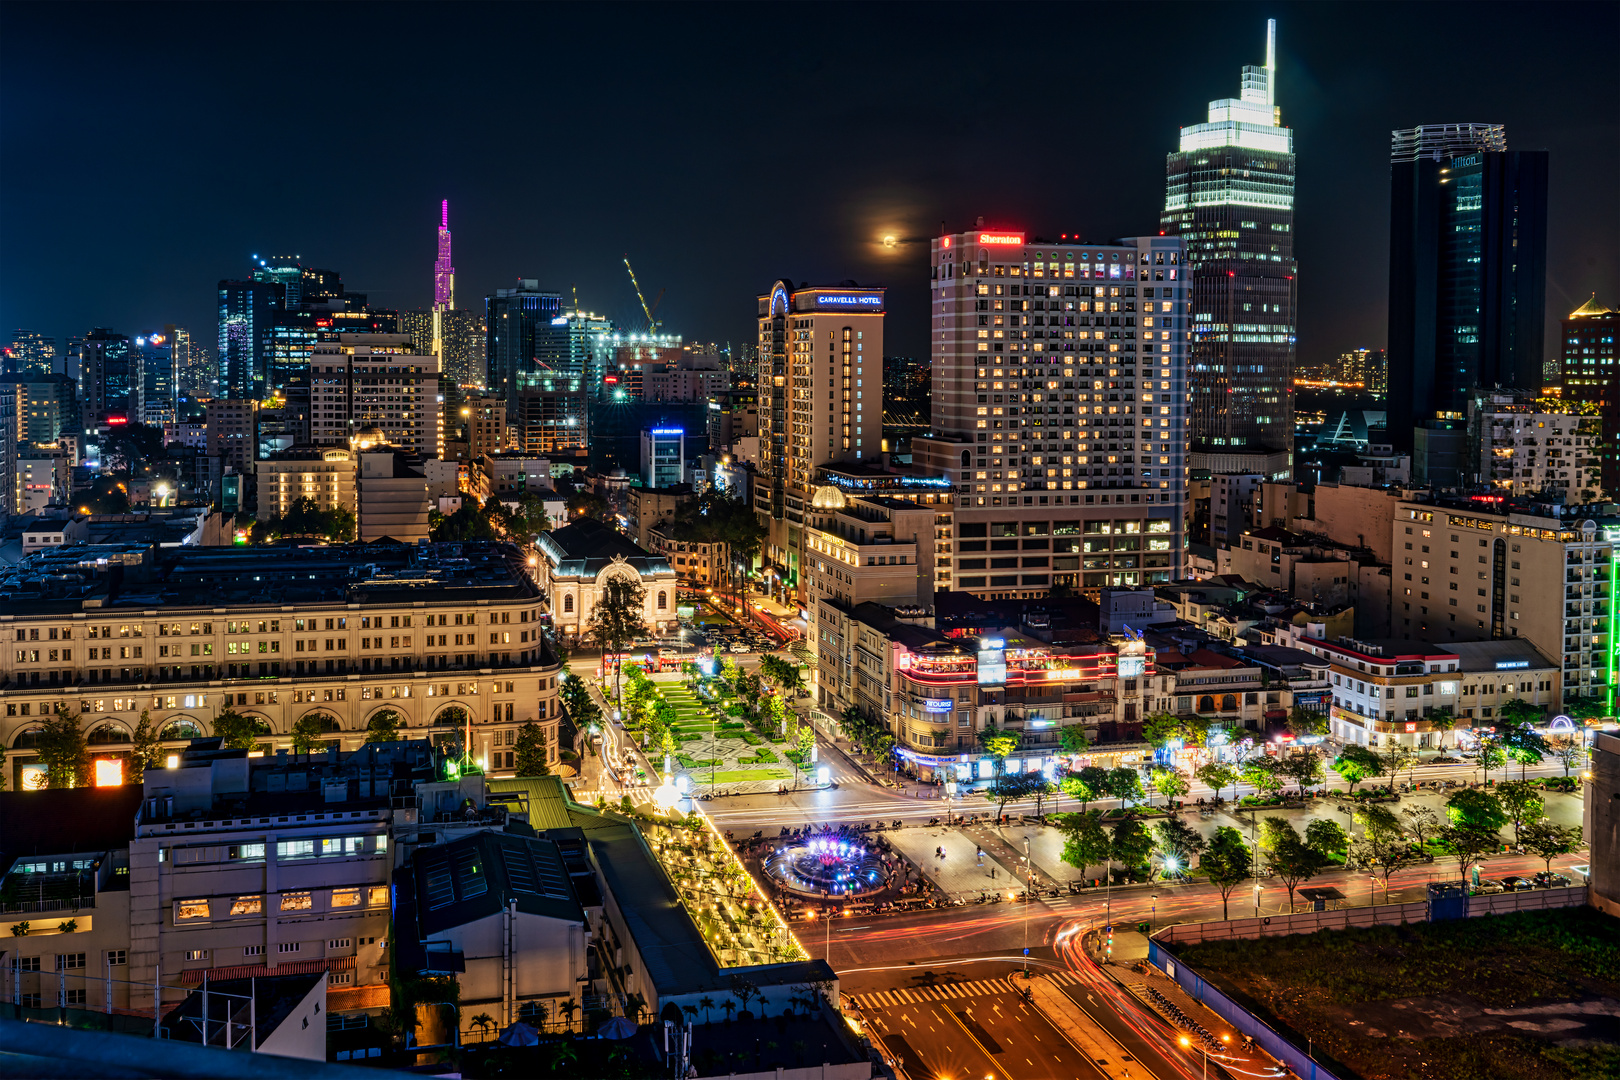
[1,3,1614,370]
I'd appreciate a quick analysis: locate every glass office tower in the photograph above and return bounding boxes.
[1161,19,1296,479]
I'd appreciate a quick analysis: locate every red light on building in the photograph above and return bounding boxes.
[978,232,1025,246]
[942,236,951,248]
[106,416,128,425]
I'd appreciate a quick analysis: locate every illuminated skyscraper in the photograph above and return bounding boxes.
[434,200,455,311]
[1161,19,1296,479]
[6,331,56,377]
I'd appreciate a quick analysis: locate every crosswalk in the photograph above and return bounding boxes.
[848,970,1082,1010]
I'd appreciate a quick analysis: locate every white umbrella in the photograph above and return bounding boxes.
[498,1021,540,1046]
[598,1016,639,1040]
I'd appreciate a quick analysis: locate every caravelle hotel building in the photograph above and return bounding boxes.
[913,228,1191,600]
[0,542,563,789]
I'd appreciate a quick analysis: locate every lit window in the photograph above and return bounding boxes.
[229,896,263,916]
[176,900,210,921]
[280,892,313,912]
[331,888,361,908]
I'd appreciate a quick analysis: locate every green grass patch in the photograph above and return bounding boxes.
[741,732,763,746]
[744,748,779,764]
[703,768,796,784]
[675,755,724,769]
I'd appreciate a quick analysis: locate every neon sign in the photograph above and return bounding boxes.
[812,293,883,309]
[924,698,954,713]
[978,232,1025,246]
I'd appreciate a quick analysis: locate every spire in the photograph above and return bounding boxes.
[441,199,448,230]
[1266,18,1276,108]
[434,199,455,311]
[1570,293,1614,318]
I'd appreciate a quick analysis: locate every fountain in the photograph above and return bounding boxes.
[762,835,890,899]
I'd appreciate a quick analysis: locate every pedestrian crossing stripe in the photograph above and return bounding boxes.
[848,979,1017,1008]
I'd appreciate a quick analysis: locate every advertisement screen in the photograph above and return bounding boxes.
[977,649,1007,686]
[1117,655,1145,679]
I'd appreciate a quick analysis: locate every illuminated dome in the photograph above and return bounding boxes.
[1570,294,1614,318]
[810,485,848,510]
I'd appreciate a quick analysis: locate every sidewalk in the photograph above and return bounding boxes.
[883,825,1022,899]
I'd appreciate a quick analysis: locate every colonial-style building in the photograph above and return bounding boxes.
[0,542,563,789]
[534,519,679,645]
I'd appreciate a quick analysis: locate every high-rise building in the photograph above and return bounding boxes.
[309,335,443,459]
[1161,19,1296,479]
[641,427,686,488]
[1468,390,1603,504]
[1387,123,1548,485]
[10,375,76,445]
[79,327,133,428]
[6,330,56,377]
[463,394,507,459]
[1561,296,1618,497]
[206,398,258,477]
[217,279,279,401]
[912,229,1190,599]
[754,281,884,603]
[434,199,455,311]
[485,281,564,409]
[133,332,177,425]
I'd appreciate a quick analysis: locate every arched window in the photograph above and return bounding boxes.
[960,450,971,467]
[1221,694,1238,712]
[563,595,574,614]
[12,726,44,750]
[657,590,668,611]
[1197,696,1215,713]
[87,723,130,745]
[161,719,203,741]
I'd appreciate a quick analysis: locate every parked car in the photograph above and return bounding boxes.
[1532,871,1572,888]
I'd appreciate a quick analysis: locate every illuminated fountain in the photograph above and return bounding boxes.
[763,835,890,899]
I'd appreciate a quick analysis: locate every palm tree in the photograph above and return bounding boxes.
[625,993,646,1025]
[558,998,579,1031]
[698,995,716,1024]
[549,1041,579,1069]
[721,998,737,1023]
[682,1004,699,1027]
[1428,708,1456,753]
[470,1013,495,1042]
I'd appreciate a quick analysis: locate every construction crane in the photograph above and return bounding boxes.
[622,254,663,334]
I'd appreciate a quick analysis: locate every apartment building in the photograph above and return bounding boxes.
[0,543,563,792]
[914,229,1190,598]
[1393,496,1615,705]
[1469,392,1603,504]
[309,336,443,459]
[205,400,257,476]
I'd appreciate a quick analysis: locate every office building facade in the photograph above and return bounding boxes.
[309,336,443,459]
[484,282,563,411]
[914,229,1190,599]
[754,282,884,605]
[79,328,133,429]
[1161,19,1296,477]
[6,330,56,377]
[217,280,279,402]
[641,427,686,489]
[1561,296,1618,496]
[134,332,177,425]
[1388,123,1549,483]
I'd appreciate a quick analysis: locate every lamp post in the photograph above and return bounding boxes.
[1023,836,1032,979]
[1253,883,1262,918]
[1150,894,1158,931]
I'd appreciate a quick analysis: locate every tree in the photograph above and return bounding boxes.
[1059,724,1091,755]
[1058,813,1112,874]
[1381,743,1420,784]
[1494,780,1544,845]
[1140,712,1184,749]
[1285,707,1329,738]
[1402,804,1441,849]
[1200,827,1253,919]
[212,709,262,751]
[1561,695,1609,723]
[35,705,90,789]
[1150,767,1190,808]
[1152,817,1206,878]
[1241,758,1283,798]
[1427,707,1457,752]
[1261,820,1326,912]
[1351,805,1411,902]
[1279,750,1325,793]
[1474,737,1507,784]
[558,998,579,1030]
[1106,767,1144,809]
[1437,824,1499,883]
[1445,787,1508,833]
[1060,767,1108,813]
[1304,819,1348,859]
[515,722,550,777]
[982,771,1046,819]
[1499,714,1551,780]
[1110,818,1154,878]
[1257,816,1295,854]
[1550,735,1587,776]
[1195,762,1239,802]
[364,709,403,744]
[470,1013,495,1042]
[1332,744,1381,794]
[697,995,716,1024]
[1029,778,1058,817]
[290,712,338,754]
[978,725,1022,805]
[565,488,611,523]
[129,709,162,785]
[1519,820,1582,875]
[589,574,649,710]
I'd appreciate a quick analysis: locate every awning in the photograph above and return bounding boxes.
[180,954,355,985]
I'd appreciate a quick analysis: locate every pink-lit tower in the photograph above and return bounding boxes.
[433,199,455,311]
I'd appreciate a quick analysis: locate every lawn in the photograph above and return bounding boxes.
[1173,907,1620,1080]
[699,768,796,784]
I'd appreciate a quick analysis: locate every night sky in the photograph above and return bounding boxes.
[2,2,1615,369]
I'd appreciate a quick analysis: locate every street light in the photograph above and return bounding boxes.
[1253,883,1262,918]
[1022,836,1033,978]
[1151,893,1158,930]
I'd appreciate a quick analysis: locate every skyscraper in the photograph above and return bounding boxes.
[484,280,565,409]
[754,281,885,603]
[217,278,279,401]
[133,332,177,425]
[434,199,455,311]
[913,229,1189,599]
[6,331,56,377]
[1387,123,1548,486]
[80,327,133,428]
[1161,19,1296,479]
[1561,295,1618,496]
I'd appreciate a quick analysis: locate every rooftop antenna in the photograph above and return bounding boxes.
[1266,18,1277,113]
